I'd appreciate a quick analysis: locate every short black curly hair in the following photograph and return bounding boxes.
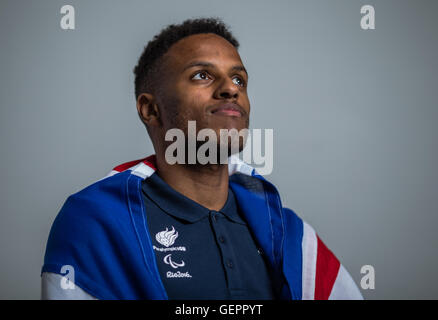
[133,17,239,99]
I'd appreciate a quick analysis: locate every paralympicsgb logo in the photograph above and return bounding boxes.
[155,226,179,247]
[154,226,192,278]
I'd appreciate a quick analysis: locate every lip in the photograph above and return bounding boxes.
[208,103,245,118]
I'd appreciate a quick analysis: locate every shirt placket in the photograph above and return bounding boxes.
[209,210,244,297]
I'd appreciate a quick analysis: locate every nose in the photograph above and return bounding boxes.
[214,77,239,100]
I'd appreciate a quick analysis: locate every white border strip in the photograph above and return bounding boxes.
[302,221,318,300]
[104,155,256,181]
[129,162,155,179]
[228,155,254,176]
[328,264,364,300]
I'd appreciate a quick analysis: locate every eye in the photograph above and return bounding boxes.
[191,71,211,81]
[232,76,245,87]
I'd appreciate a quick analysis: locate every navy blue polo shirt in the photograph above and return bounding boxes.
[141,172,277,300]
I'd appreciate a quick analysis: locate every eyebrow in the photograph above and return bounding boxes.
[182,61,248,77]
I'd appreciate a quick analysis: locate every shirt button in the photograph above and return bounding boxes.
[257,248,263,255]
[219,236,225,243]
[211,212,218,222]
[226,260,233,268]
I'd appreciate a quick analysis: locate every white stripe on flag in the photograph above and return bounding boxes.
[328,264,364,300]
[302,221,317,300]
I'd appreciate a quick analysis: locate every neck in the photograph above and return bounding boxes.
[155,153,229,211]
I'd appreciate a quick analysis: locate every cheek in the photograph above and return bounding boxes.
[161,90,206,130]
[242,93,251,113]
[181,90,209,118]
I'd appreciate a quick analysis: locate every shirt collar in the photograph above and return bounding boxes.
[141,172,246,225]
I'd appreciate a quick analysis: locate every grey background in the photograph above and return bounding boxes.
[1,0,437,299]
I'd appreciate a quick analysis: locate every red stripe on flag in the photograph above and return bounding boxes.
[314,236,340,300]
[143,155,157,170]
[112,155,157,172]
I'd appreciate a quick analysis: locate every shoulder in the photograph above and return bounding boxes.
[43,169,137,271]
[45,155,156,257]
[55,169,133,224]
[41,156,159,299]
[42,170,143,299]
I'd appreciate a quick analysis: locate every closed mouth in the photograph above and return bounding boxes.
[209,103,244,117]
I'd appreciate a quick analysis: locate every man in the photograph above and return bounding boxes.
[41,18,363,300]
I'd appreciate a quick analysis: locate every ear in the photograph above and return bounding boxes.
[136,93,162,127]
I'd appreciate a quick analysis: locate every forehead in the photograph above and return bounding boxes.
[162,33,243,71]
